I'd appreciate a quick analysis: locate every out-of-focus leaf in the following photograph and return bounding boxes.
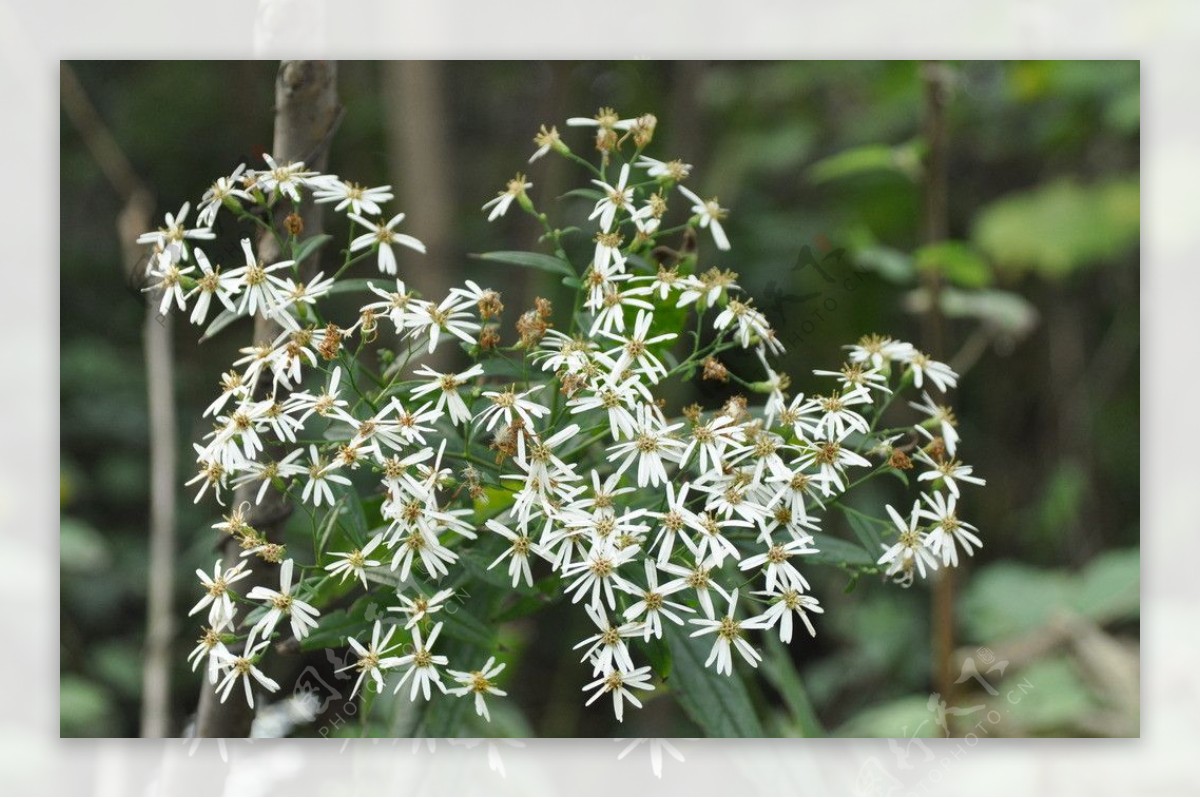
[914,241,992,288]
[808,140,923,184]
[666,625,765,737]
[1074,548,1139,623]
[472,251,576,279]
[959,551,1142,644]
[960,561,1076,642]
[903,286,1039,339]
[854,245,915,283]
[61,675,119,737]
[999,656,1096,733]
[835,695,939,738]
[60,517,111,573]
[971,178,1139,277]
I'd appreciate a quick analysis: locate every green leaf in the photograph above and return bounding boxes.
[840,509,885,557]
[971,177,1139,277]
[665,625,765,737]
[558,187,604,203]
[854,245,915,284]
[914,241,991,288]
[807,533,876,568]
[323,277,379,297]
[760,635,825,737]
[292,233,333,266]
[198,306,245,342]
[472,250,575,279]
[808,140,923,185]
[438,604,499,649]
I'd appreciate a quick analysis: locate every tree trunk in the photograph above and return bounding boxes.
[193,60,340,738]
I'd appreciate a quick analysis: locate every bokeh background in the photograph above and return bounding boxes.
[60,60,1139,738]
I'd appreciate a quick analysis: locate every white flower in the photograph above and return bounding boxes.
[748,588,824,643]
[878,501,940,586]
[574,603,641,675]
[616,558,693,640]
[348,212,426,275]
[136,201,215,263]
[189,559,252,629]
[447,658,508,722]
[589,163,635,233]
[197,163,250,227]
[324,534,385,590]
[231,447,306,505]
[486,518,551,588]
[793,439,871,496]
[389,526,458,582]
[247,559,321,642]
[142,255,194,316]
[224,238,294,318]
[844,334,915,370]
[187,627,229,684]
[582,662,654,723]
[410,363,485,426]
[659,556,728,619]
[336,620,404,699]
[481,174,532,221]
[567,375,650,442]
[688,589,764,675]
[299,445,352,507]
[635,155,692,182]
[598,309,677,384]
[813,361,891,399]
[914,450,986,498]
[253,153,316,202]
[905,350,958,392]
[394,621,450,702]
[737,538,818,593]
[312,177,393,216]
[917,490,982,567]
[607,404,685,488]
[910,391,960,456]
[212,634,279,709]
[802,388,873,441]
[677,184,730,251]
[562,540,639,611]
[389,587,456,630]
[404,294,481,354]
[476,385,550,433]
[713,298,775,350]
[184,248,240,326]
[678,413,743,474]
[587,284,655,337]
[361,279,417,331]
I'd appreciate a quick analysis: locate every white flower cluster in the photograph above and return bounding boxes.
[148,108,986,726]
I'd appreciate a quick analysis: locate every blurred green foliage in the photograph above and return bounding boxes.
[61,60,1138,737]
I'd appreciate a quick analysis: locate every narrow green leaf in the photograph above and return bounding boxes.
[808,532,876,568]
[198,306,245,342]
[558,187,604,203]
[292,233,333,266]
[472,250,575,279]
[666,625,765,737]
[760,634,825,737]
